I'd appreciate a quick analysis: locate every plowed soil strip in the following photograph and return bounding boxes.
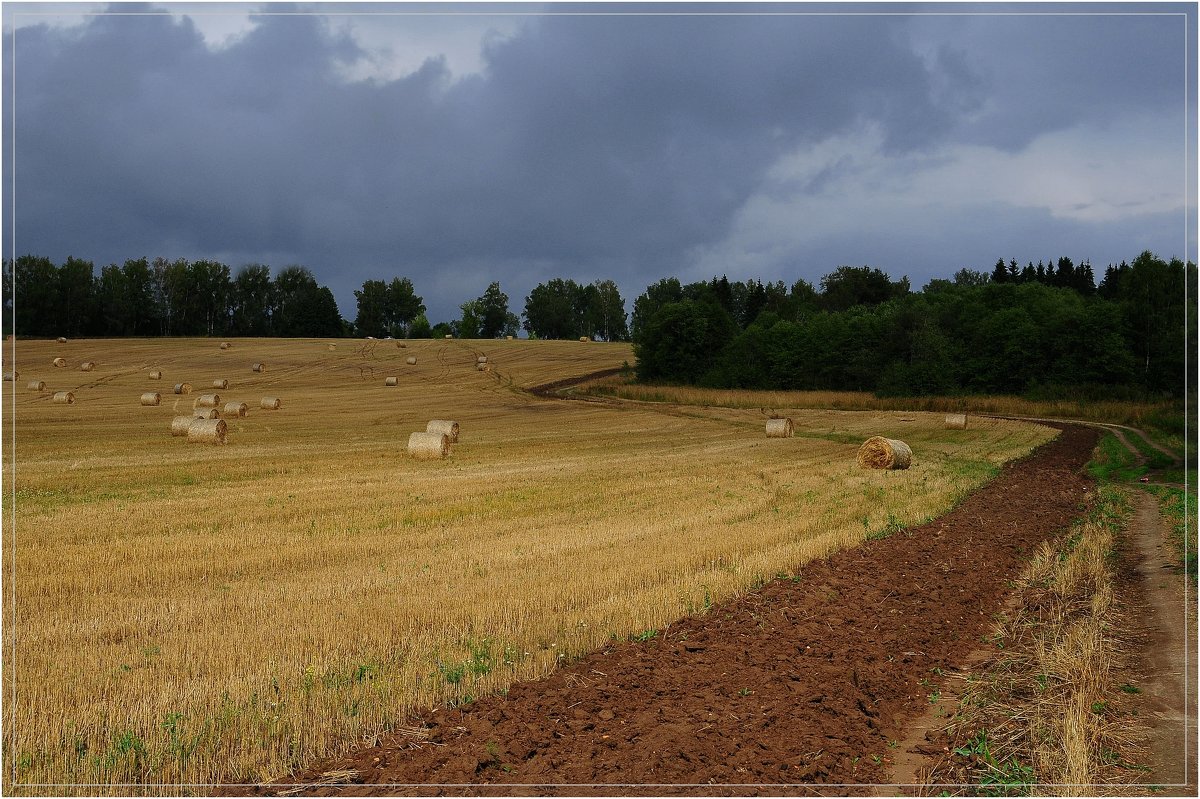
[242,424,1098,797]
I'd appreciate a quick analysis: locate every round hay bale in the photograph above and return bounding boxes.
[944,413,968,430]
[26,380,45,392]
[477,355,488,364]
[856,436,912,470]
[397,342,407,348]
[170,415,195,436]
[56,336,67,343]
[765,417,794,438]
[385,377,398,386]
[579,336,590,342]
[408,431,449,459]
[187,418,227,445]
[52,391,74,404]
[212,379,229,389]
[80,361,95,372]
[260,396,281,410]
[173,382,192,395]
[52,357,66,368]
[149,370,162,380]
[476,363,490,372]
[3,371,17,381]
[193,393,220,408]
[223,401,248,417]
[140,392,161,406]
[444,334,453,339]
[251,363,266,373]
[327,343,337,351]
[219,342,231,350]
[193,407,220,420]
[425,419,459,443]
[505,335,513,341]
[405,356,417,366]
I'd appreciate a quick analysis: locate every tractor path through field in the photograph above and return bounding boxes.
[238,424,1097,796]
[1127,491,1196,794]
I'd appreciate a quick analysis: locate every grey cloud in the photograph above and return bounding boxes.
[4,5,1189,325]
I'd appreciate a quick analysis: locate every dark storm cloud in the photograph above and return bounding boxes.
[4,4,1192,323]
[6,8,983,319]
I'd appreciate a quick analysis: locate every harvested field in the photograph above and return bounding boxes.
[253,424,1098,794]
[4,337,1057,792]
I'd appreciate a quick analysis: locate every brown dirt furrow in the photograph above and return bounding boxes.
[239,424,1098,797]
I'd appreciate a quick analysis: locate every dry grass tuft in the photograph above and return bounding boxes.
[856,436,912,470]
[926,486,1144,795]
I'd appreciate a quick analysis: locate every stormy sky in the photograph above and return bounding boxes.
[3,2,1195,326]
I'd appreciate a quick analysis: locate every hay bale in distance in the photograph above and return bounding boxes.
[3,371,16,381]
[212,379,229,389]
[477,355,488,364]
[52,357,66,368]
[579,336,590,342]
[476,363,490,372]
[194,393,221,408]
[140,392,161,406]
[405,356,417,366]
[444,334,453,339]
[425,419,459,443]
[149,370,162,380]
[223,401,248,417]
[219,342,231,350]
[944,413,968,430]
[26,380,45,392]
[328,344,337,351]
[397,342,406,348]
[56,336,67,343]
[260,396,281,410]
[170,415,195,436]
[173,382,193,395]
[193,407,220,420]
[408,431,449,459]
[52,391,74,405]
[505,335,514,341]
[384,377,398,386]
[765,418,795,438]
[187,418,227,445]
[80,361,95,372]
[857,436,913,470]
[251,362,266,373]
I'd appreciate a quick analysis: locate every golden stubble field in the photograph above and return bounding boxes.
[2,337,1056,792]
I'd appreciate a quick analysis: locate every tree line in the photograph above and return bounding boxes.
[4,250,1194,399]
[631,252,1196,399]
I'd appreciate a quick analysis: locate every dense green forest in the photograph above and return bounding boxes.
[3,250,1194,399]
[631,252,1196,399]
